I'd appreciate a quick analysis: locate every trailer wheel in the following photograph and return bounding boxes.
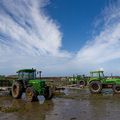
[12,81,23,99]
[89,81,102,93]
[113,85,120,94]
[44,86,53,100]
[79,80,87,87]
[26,87,36,102]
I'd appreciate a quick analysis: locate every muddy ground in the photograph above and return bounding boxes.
[0,88,120,120]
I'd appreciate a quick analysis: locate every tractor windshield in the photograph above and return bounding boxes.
[91,73,99,78]
[18,71,36,80]
[90,71,104,78]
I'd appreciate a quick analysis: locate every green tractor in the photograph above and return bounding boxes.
[68,75,78,84]
[68,74,88,87]
[77,75,88,87]
[11,69,53,102]
[88,70,120,94]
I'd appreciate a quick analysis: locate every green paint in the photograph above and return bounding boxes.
[17,68,47,95]
[89,71,120,85]
[28,80,46,95]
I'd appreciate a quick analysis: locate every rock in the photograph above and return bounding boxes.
[70,117,77,120]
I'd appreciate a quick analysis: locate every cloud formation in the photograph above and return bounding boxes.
[74,0,120,73]
[0,0,71,75]
[0,0,69,57]
[0,0,120,76]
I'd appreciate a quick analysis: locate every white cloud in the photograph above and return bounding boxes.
[75,0,120,69]
[0,0,120,76]
[0,0,70,57]
[0,0,71,75]
[76,24,120,63]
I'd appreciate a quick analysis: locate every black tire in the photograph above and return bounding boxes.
[11,81,23,99]
[9,90,12,96]
[26,87,37,102]
[44,86,53,100]
[113,85,120,94]
[89,81,102,93]
[79,80,87,87]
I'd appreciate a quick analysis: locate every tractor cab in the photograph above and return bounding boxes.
[90,71,104,78]
[17,69,36,80]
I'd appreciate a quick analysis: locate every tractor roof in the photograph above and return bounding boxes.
[17,69,36,73]
[90,70,104,74]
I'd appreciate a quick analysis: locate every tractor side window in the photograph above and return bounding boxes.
[100,72,104,78]
[18,72,24,80]
[18,71,36,80]
[91,73,99,77]
[29,72,36,79]
[23,72,29,80]
[90,73,93,77]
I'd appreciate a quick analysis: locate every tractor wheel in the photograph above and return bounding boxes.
[9,90,12,96]
[79,80,87,87]
[89,81,102,93]
[11,81,23,99]
[113,85,120,94]
[44,86,53,100]
[25,87,37,102]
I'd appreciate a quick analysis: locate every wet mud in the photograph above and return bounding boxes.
[0,88,120,120]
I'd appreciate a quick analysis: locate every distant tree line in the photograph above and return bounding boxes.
[0,75,5,80]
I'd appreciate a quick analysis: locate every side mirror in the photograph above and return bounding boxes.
[37,71,39,74]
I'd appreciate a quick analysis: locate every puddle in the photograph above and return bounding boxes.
[37,95,45,104]
[1,88,120,120]
[63,88,69,95]
[21,93,26,101]
[21,92,45,104]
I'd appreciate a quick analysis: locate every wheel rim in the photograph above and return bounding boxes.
[26,88,34,101]
[92,83,99,90]
[12,85,18,96]
[116,86,120,91]
[79,81,84,85]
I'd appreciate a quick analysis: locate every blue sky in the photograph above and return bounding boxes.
[46,0,108,52]
[0,0,120,76]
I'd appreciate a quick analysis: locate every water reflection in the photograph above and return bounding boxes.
[63,88,69,95]
[37,95,45,104]
[1,88,120,120]
[0,96,54,120]
[102,89,113,96]
[21,93,45,104]
[21,93,26,101]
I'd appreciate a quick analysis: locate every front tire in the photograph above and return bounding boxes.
[11,81,23,99]
[26,87,37,102]
[89,81,102,93]
[113,85,120,94]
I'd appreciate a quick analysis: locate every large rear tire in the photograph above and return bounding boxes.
[26,87,37,102]
[89,81,102,93]
[11,81,23,99]
[44,86,53,100]
[113,85,120,94]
